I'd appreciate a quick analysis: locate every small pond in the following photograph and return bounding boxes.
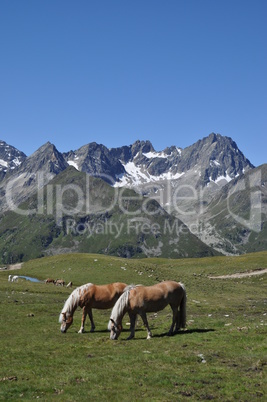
[19,276,42,283]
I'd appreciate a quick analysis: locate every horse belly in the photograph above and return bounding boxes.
[131,297,169,313]
[145,299,169,312]
[91,299,116,309]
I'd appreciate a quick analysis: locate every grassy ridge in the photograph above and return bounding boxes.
[0,252,266,400]
[0,168,216,264]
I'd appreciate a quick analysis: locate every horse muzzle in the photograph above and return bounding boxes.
[110,332,118,340]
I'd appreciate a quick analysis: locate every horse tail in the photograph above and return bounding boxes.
[179,283,187,328]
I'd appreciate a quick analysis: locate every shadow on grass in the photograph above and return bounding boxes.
[114,328,215,339]
[107,328,216,341]
[65,328,215,338]
[153,328,215,338]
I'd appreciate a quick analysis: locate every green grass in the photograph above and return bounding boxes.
[0,251,266,400]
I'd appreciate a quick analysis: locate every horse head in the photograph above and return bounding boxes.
[60,312,73,333]
[109,318,122,340]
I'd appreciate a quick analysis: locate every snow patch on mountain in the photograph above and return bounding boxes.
[67,159,80,170]
[0,159,8,168]
[210,160,221,167]
[215,173,232,184]
[143,151,168,159]
[114,160,185,187]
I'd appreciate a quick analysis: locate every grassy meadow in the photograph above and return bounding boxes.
[0,252,266,401]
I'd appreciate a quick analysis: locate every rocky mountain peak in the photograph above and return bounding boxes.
[64,142,125,183]
[24,141,68,174]
[0,133,256,213]
[0,140,26,178]
[130,140,155,157]
[178,133,254,186]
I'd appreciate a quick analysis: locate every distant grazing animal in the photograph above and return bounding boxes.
[59,282,128,334]
[8,275,12,282]
[66,281,73,288]
[11,275,19,283]
[109,281,186,340]
[45,278,55,284]
[55,279,65,286]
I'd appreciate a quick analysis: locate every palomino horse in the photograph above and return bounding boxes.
[59,282,127,333]
[109,281,186,340]
[45,278,55,284]
[55,279,65,286]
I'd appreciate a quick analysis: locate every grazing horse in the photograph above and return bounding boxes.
[55,279,65,286]
[45,278,55,284]
[11,275,19,282]
[8,275,12,282]
[59,282,128,334]
[109,281,186,340]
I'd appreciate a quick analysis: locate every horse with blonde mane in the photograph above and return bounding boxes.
[109,281,186,340]
[59,282,127,333]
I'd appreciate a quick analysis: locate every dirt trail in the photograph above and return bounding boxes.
[209,268,267,279]
[7,263,23,271]
[2,263,267,278]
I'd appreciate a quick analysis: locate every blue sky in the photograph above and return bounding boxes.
[0,0,266,166]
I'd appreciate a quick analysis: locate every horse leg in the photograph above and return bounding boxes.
[78,307,87,333]
[127,313,137,340]
[168,305,179,335]
[140,312,152,339]
[88,309,95,332]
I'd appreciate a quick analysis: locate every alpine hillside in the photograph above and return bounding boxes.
[0,166,217,264]
[0,133,265,259]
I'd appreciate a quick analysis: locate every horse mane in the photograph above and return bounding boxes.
[59,283,93,323]
[180,282,186,292]
[109,284,137,326]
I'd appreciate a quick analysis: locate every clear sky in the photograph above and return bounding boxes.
[0,0,266,167]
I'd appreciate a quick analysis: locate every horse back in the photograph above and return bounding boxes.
[129,281,184,312]
[81,282,127,309]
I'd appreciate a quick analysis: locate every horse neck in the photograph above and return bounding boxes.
[111,289,130,324]
[62,286,85,318]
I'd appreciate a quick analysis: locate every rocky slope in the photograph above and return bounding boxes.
[0,133,263,257]
[0,140,26,181]
[0,167,218,263]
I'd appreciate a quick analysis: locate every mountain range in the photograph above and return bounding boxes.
[0,133,266,263]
